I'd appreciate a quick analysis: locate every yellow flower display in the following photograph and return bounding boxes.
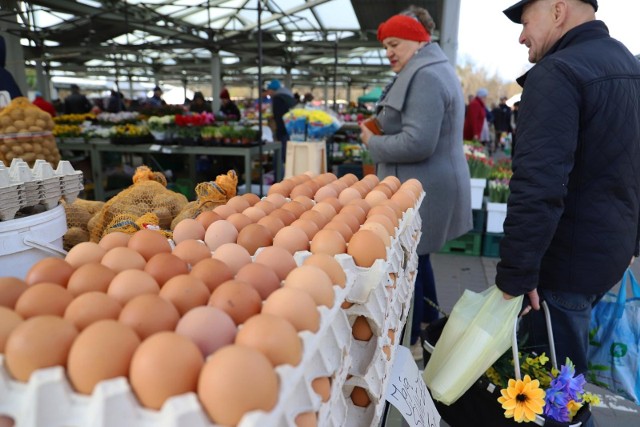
[498,375,546,423]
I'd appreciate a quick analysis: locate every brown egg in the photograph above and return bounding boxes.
[144,253,189,287]
[310,229,346,257]
[172,239,212,266]
[0,307,22,352]
[373,183,394,198]
[347,230,387,268]
[290,218,320,240]
[213,204,237,219]
[190,258,234,293]
[269,208,297,226]
[368,204,399,228]
[281,201,307,219]
[338,187,362,205]
[198,345,279,426]
[130,332,204,410]
[311,202,337,221]
[65,242,107,268]
[292,195,315,210]
[159,274,210,316]
[350,181,369,197]
[235,262,281,300]
[265,192,287,208]
[195,210,222,229]
[364,189,389,207]
[212,243,252,275]
[119,294,180,340]
[4,315,78,382]
[313,185,338,202]
[242,206,266,223]
[204,219,238,251]
[352,315,373,341]
[262,287,320,332]
[175,306,237,357]
[323,220,353,242]
[254,200,276,215]
[340,204,366,225]
[254,246,297,281]
[226,195,250,213]
[172,218,206,244]
[381,199,403,220]
[340,173,359,186]
[98,231,131,250]
[351,386,371,407]
[382,176,402,192]
[267,181,290,197]
[101,247,146,272]
[333,212,361,234]
[15,283,74,318]
[208,280,262,325]
[391,189,417,212]
[66,263,116,296]
[312,376,331,403]
[235,313,302,366]
[257,215,285,237]
[331,179,348,194]
[127,229,172,261]
[0,277,28,309]
[365,214,395,236]
[237,223,273,255]
[64,292,122,331]
[362,174,380,188]
[273,225,310,254]
[290,183,314,199]
[302,253,347,288]
[283,265,334,307]
[296,412,318,427]
[360,221,392,247]
[67,319,140,394]
[320,196,343,214]
[241,193,261,206]
[107,269,160,305]
[300,209,328,229]
[25,257,74,287]
[347,198,371,216]
[226,213,253,235]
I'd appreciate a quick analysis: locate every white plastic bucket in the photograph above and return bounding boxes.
[0,204,68,279]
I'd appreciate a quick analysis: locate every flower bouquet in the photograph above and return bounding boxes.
[283,108,342,141]
[146,115,174,141]
[109,123,152,145]
[464,143,493,178]
[488,179,510,203]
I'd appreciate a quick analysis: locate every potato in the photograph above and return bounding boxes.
[35,119,46,129]
[11,145,24,155]
[0,116,11,127]
[5,126,17,134]
[9,110,23,121]
[24,116,36,127]
[13,120,26,130]
[0,144,9,154]
[22,152,35,163]
[28,126,43,133]
[22,143,33,152]
[32,143,42,154]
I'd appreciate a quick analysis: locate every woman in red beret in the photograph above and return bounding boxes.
[359,8,472,361]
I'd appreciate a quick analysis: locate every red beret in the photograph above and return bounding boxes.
[377,15,430,43]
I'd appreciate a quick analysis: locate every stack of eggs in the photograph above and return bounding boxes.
[0,171,423,427]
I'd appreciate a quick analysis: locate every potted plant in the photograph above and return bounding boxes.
[464,142,493,210]
[360,146,375,176]
[147,115,174,141]
[486,162,513,233]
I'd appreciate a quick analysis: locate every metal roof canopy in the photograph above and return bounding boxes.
[2,0,445,91]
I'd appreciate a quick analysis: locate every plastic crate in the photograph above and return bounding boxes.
[472,209,486,233]
[439,232,482,256]
[482,232,504,258]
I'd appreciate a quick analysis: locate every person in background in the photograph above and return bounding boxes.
[190,91,212,113]
[147,86,165,107]
[32,92,56,117]
[491,96,512,150]
[64,84,92,114]
[219,89,240,119]
[266,79,296,161]
[359,8,472,361]
[0,35,22,100]
[510,100,520,156]
[498,1,640,410]
[106,90,125,113]
[463,88,488,145]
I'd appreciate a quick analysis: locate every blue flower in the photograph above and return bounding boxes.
[544,387,570,422]
[550,359,586,401]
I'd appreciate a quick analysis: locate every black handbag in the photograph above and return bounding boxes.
[422,303,592,427]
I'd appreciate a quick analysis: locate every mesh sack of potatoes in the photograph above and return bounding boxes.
[89,165,188,242]
[0,97,59,167]
[170,169,238,229]
[62,198,105,250]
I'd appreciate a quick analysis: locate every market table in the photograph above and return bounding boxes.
[56,138,282,200]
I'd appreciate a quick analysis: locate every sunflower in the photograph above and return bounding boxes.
[498,375,546,423]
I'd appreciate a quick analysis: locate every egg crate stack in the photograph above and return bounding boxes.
[55,161,84,204]
[337,194,424,427]
[0,163,26,221]
[0,265,354,427]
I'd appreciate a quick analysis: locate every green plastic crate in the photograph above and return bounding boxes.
[472,209,486,233]
[482,232,504,258]
[439,232,482,256]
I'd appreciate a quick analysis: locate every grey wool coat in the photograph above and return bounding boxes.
[368,43,472,255]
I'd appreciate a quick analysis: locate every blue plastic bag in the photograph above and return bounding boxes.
[588,268,640,404]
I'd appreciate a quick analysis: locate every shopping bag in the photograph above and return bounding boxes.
[588,268,640,404]
[423,285,523,405]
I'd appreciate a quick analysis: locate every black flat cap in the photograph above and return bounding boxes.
[503,0,598,23]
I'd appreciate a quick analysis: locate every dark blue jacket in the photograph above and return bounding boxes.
[0,35,22,99]
[496,21,640,296]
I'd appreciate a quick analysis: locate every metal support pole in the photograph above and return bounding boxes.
[440,0,462,67]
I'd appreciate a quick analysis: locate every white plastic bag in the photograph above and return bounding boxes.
[423,285,523,405]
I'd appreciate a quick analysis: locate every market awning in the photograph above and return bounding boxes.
[357,86,383,103]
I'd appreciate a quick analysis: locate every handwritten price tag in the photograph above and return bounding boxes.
[385,346,441,427]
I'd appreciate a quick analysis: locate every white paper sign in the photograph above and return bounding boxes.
[385,345,441,427]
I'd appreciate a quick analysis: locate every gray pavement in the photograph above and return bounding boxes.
[414,253,640,427]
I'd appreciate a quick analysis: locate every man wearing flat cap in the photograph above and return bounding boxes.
[495,1,640,418]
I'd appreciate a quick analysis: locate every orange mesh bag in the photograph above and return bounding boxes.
[170,169,238,229]
[62,198,105,250]
[103,212,173,239]
[0,97,59,167]
[89,165,188,242]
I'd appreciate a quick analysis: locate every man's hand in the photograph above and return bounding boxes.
[359,123,373,146]
[502,289,540,316]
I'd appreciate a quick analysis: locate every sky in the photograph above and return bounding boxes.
[457,0,640,81]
